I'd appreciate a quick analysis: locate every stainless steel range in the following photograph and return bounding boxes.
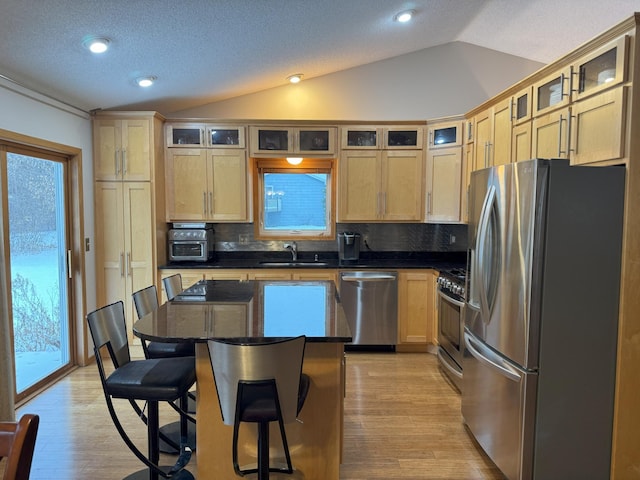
[436,268,466,391]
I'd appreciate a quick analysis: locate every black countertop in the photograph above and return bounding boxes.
[160,251,466,271]
[133,279,352,344]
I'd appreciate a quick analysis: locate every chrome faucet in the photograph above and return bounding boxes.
[284,241,298,261]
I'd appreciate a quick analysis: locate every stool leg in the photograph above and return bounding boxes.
[257,421,270,480]
[148,401,159,480]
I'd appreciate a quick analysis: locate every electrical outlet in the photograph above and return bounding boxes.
[238,234,250,245]
[85,238,91,252]
[449,234,456,245]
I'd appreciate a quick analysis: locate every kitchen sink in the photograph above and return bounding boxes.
[258,261,330,267]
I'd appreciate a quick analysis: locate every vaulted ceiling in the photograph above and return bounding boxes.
[0,0,637,115]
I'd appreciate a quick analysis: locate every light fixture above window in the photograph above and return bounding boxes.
[287,74,303,84]
[394,10,415,23]
[83,36,111,54]
[286,157,303,165]
[136,76,157,87]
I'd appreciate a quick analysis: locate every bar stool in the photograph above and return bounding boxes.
[87,301,195,480]
[132,285,196,454]
[207,336,310,479]
[162,274,183,301]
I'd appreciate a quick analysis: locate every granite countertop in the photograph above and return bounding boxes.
[133,279,352,343]
[160,251,466,271]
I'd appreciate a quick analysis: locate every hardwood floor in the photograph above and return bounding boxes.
[6,350,505,479]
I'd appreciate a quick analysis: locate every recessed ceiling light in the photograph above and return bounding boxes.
[83,36,110,54]
[287,74,303,84]
[394,10,415,23]
[136,76,157,87]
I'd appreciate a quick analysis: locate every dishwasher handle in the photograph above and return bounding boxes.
[341,273,397,282]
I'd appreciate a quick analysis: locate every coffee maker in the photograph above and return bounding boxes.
[338,232,361,263]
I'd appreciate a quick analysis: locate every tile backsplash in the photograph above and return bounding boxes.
[211,223,468,253]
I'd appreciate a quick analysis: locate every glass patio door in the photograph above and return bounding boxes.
[5,150,72,398]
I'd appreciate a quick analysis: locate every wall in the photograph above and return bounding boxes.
[0,78,95,308]
[170,42,544,121]
[213,222,468,255]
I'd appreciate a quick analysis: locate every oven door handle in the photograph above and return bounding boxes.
[437,289,465,308]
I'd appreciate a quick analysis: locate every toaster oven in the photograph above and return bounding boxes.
[168,223,214,262]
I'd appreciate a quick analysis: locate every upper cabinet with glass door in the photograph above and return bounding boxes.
[249,126,337,157]
[512,86,533,125]
[571,35,628,102]
[384,127,424,149]
[341,126,424,150]
[532,66,572,117]
[427,120,462,149]
[341,127,381,149]
[166,123,246,148]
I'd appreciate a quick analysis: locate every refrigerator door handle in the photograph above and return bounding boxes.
[464,331,521,383]
[476,185,497,320]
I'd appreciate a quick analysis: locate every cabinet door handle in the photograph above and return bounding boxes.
[119,252,125,277]
[509,99,514,122]
[122,149,127,175]
[114,150,119,176]
[126,252,131,277]
[209,191,213,216]
[382,192,387,215]
[558,114,565,157]
[201,128,205,147]
[203,192,207,216]
[568,113,575,154]
[427,192,432,214]
[429,130,433,146]
[561,73,570,98]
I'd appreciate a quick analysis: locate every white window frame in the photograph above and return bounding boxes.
[253,158,335,240]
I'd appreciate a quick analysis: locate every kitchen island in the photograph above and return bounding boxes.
[133,279,352,479]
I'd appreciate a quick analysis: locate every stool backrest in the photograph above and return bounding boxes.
[0,413,39,480]
[87,301,130,368]
[163,274,183,301]
[208,336,306,425]
[132,285,159,319]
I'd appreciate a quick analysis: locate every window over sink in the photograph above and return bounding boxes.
[253,158,335,240]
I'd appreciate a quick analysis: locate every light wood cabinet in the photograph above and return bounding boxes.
[93,117,151,181]
[338,149,424,222]
[570,86,626,165]
[205,270,249,281]
[165,147,249,222]
[473,109,492,170]
[165,123,246,149]
[462,140,473,223]
[531,106,571,159]
[512,86,533,125]
[397,270,436,351]
[162,269,336,288]
[249,126,337,156]
[95,182,154,340]
[341,126,424,150]
[571,35,628,103]
[425,146,462,223]
[532,66,572,117]
[491,98,513,167]
[427,119,463,148]
[512,121,533,163]
[93,112,163,342]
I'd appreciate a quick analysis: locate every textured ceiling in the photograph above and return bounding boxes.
[0,0,638,115]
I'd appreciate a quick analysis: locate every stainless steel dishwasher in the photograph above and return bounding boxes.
[339,271,398,347]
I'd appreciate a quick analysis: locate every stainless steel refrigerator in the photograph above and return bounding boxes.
[462,159,625,480]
